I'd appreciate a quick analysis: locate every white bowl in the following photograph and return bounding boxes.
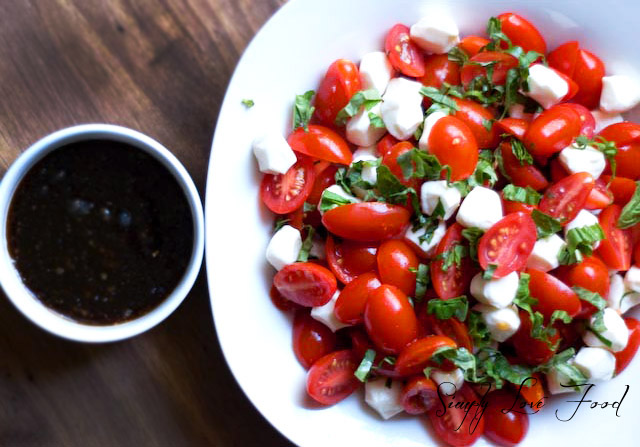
[0,124,204,343]
[206,1,640,446]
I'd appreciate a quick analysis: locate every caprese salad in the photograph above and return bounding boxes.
[253,10,640,447]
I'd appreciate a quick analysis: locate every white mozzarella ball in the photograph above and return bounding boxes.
[477,305,521,343]
[558,145,606,179]
[624,266,640,293]
[252,131,297,174]
[420,180,461,220]
[317,185,360,215]
[525,64,569,109]
[526,234,566,272]
[546,362,578,395]
[346,102,386,147]
[404,220,447,258]
[456,186,503,230]
[265,225,302,270]
[430,368,464,396]
[409,15,460,54]
[364,377,404,420]
[359,51,394,94]
[573,347,616,382]
[351,146,380,188]
[600,75,640,114]
[310,291,351,332]
[381,78,425,140]
[582,307,629,352]
[470,271,519,308]
[564,209,602,249]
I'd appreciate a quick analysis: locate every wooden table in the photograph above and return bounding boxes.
[0,1,294,445]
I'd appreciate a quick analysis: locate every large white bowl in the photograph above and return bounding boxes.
[206,1,640,445]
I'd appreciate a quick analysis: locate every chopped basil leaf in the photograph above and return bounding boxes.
[376,165,417,205]
[510,138,533,166]
[502,184,541,205]
[572,286,607,311]
[335,89,383,126]
[438,244,468,272]
[273,217,290,233]
[531,209,562,239]
[462,227,484,262]
[296,225,315,262]
[494,145,510,181]
[427,296,469,321]
[318,190,355,213]
[354,349,377,382]
[618,181,640,229]
[335,159,381,197]
[431,347,478,379]
[420,86,459,114]
[303,202,316,213]
[241,98,255,108]
[512,273,558,347]
[550,310,572,325]
[414,263,430,300]
[538,348,587,391]
[588,310,613,348]
[293,90,315,131]
[468,311,492,350]
[368,111,385,128]
[479,348,533,389]
[396,147,444,181]
[482,118,495,131]
[558,224,605,265]
[466,150,498,189]
[448,46,469,65]
[483,264,497,280]
[485,17,512,50]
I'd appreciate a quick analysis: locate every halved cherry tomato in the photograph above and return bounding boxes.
[334,272,381,324]
[269,284,301,312]
[422,312,474,352]
[377,133,400,157]
[288,125,353,165]
[377,240,419,296]
[364,285,418,355]
[325,235,378,284]
[260,157,316,214]
[599,123,640,179]
[596,204,632,271]
[615,318,640,375]
[497,12,546,54]
[511,310,559,365]
[453,98,500,148]
[306,350,360,405]
[539,172,595,224]
[553,69,579,102]
[274,262,337,307]
[478,212,537,279]
[419,54,461,89]
[547,41,580,79]
[307,164,338,204]
[431,223,475,299]
[484,389,530,447]
[523,105,582,157]
[382,141,419,188]
[602,175,636,206]
[322,202,411,241]
[556,103,595,138]
[501,191,536,215]
[584,178,613,210]
[499,141,549,191]
[527,269,581,320]
[460,52,518,87]
[293,310,337,369]
[513,373,545,408]
[314,59,361,126]
[458,36,490,57]
[427,385,485,447]
[395,335,457,377]
[401,377,439,415]
[428,116,479,181]
[496,118,528,139]
[385,24,425,77]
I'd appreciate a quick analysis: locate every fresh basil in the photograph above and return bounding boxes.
[558,224,605,265]
[531,209,562,239]
[572,286,607,311]
[396,147,444,181]
[462,227,484,262]
[618,181,640,229]
[502,184,541,205]
[420,86,459,114]
[510,138,533,166]
[296,225,315,262]
[293,90,315,131]
[354,349,377,382]
[438,244,468,272]
[368,111,385,128]
[318,190,355,213]
[427,296,469,321]
[414,263,430,300]
[483,264,498,280]
[241,98,255,108]
[335,89,383,126]
[468,311,492,350]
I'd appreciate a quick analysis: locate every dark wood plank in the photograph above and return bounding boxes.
[0,0,293,445]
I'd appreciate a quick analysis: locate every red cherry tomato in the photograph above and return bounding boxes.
[554,68,579,102]
[496,118,528,139]
[347,327,374,359]
[274,262,337,307]
[377,133,400,157]
[419,54,461,89]
[382,141,419,188]
[453,98,500,148]
[314,59,361,126]
[523,105,582,157]
[527,269,582,320]
[293,310,337,369]
[539,172,595,224]
[401,377,439,415]
[325,235,378,284]
[384,24,425,77]
[334,272,381,324]
[501,191,536,215]
[556,103,595,138]
[458,36,490,57]
[560,255,610,318]
[431,223,475,299]
[512,310,559,365]
[615,318,640,375]
[548,41,580,78]
[421,312,474,352]
[307,164,338,204]
[395,335,458,377]
[460,52,518,87]
[260,157,316,214]
[497,12,546,54]
[513,373,545,407]
[377,240,419,296]
[484,389,530,447]
[306,350,360,405]
[602,175,636,206]
[478,212,537,279]
[585,178,613,210]
[428,116,479,181]
[364,285,418,355]
[269,284,301,312]
[427,385,485,447]
[599,123,640,179]
[596,204,632,271]
[322,203,411,241]
[549,158,569,183]
[499,141,549,191]
[288,125,353,165]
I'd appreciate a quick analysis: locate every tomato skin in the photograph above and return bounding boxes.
[526,269,581,320]
[377,133,400,157]
[549,158,569,183]
[382,141,419,188]
[512,310,559,365]
[427,385,485,447]
[547,41,580,78]
[421,312,474,352]
[496,118,528,139]
[499,141,549,191]
[334,272,381,324]
[484,389,530,447]
[308,164,338,204]
[615,318,640,375]
[501,191,536,215]
[596,204,632,271]
[513,373,545,407]
[401,377,439,415]
[523,105,582,157]
[428,116,479,181]
[314,59,361,126]
[431,223,475,299]
[458,36,490,57]
[322,203,411,242]
[325,235,378,284]
[572,48,606,109]
[419,54,461,89]
[377,240,419,296]
[539,172,595,224]
[478,212,537,279]
[460,52,518,87]
[385,24,425,77]
[497,12,546,54]
[556,103,595,139]
[453,98,500,148]
[561,254,610,298]
[306,350,361,405]
[293,311,337,369]
[260,157,315,214]
[599,123,640,179]
[602,175,636,206]
[364,285,418,355]
[585,178,613,210]
[288,125,353,165]
[395,335,457,377]
[274,262,337,307]
[270,284,301,312]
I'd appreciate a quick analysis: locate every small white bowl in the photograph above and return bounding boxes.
[0,124,204,343]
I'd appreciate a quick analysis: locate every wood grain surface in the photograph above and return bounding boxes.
[0,0,294,445]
